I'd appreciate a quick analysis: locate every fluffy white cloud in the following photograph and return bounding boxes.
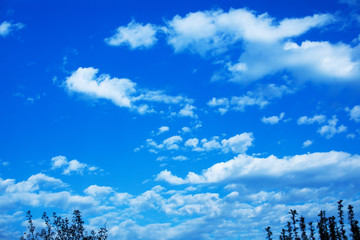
[166,8,360,82]
[156,151,360,185]
[166,9,332,54]
[201,138,222,151]
[302,140,313,148]
[0,21,24,37]
[51,155,100,175]
[2,173,65,193]
[185,138,199,148]
[261,112,285,125]
[84,185,114,196]
[65,67,192,114]
[297,114,326,125]
[105,20,157,49]
[347,105,360,122]
[317,116,347,138]
[221,133,254,154]
[65,67,136,108]
[157,126,170,135]
[163,136,183,150]
[178,104,197,118]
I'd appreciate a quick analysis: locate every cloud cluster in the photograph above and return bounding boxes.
[318,116,347,139]
[156,151,360,185]
[1,169,359,240]
[297,114,347,139]
[208,83,293,114]
[65,67,193,115]
[105,8,360,83]
[51,155,100,175]
[146,132,254,155]
[165,9,332,54]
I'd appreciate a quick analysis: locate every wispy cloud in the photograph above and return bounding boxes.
[65,67,193,115]
[0,21,24,37]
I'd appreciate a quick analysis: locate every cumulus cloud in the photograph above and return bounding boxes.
[2,173,66,193]
[226,40,360,83]
[123,8,360,83]
[65,67,136,108]
[346,105,360,122]
[185,138,199,148]
[261,112,285,125]
[220,133,254,153]
[178,104,197,118]
[163,136,183,150]
[84,185,114,197]
[183,133,254,154]
[51,156,100,175]
[0,21,24,37]
[166,8,360,82]
[156,151,360,185]
[317,116,347,138]
[65,67,192,114]
[105,20,158,49]
[166,9,332,54]
[297,114,326,125]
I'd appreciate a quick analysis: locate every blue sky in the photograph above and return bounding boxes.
[1,0,360,239]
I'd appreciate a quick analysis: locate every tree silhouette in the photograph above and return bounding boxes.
[267,201,360,240]
[21,210,107,240]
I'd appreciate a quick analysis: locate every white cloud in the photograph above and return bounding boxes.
[163,136,183,150]
[166,9,332,54]
[317,116,347,138]
[184,138,199,148]
[0,21,24,37]
[202,138,222,151]
[208,83,293,114]
[347,133,356,139]
[84,185,114,197]
[4,173,66,193]
[157,126,170,135]
[172,155,188,161]
[105,20,157,49]
[65,67,192,114]
[181,127,191,133]
[261,112,285,125]
[51,156,68,169]
[221,133,254,154]
[347,105,360,122]
[156,151,360,185]
[178,104,197,118]
[302,140,313,148]
[65,67,136,108]
[164,8,360,82]
[51,155,100,175]
[297,114,326,125]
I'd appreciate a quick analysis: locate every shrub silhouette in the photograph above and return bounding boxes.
[21,210,107,240]
[266,200,360,240]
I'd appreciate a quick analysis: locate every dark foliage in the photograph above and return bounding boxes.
[266,201,360,240]
[21,210,107,240]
